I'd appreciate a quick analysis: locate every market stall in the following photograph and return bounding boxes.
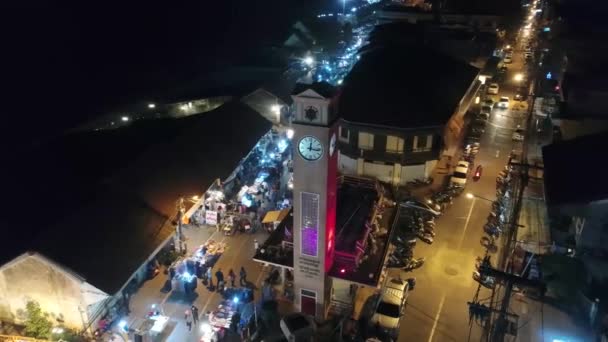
[261,208,290,232]
[165,239,226,293]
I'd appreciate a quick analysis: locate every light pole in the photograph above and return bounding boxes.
[342,0,346,16]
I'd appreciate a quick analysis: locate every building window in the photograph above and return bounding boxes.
[386,135,404,153]
[413,135,433,152]
[339,126,349,142]
[300,192,320,257]
[358,132,374,150]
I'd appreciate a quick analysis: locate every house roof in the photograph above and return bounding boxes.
[292,81,337,99]
[338,45,479,128]
[0,100,271,293]
[542,131,608,206]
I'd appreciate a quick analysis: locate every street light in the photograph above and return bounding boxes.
[286,128,295,140]
[148,103,156,109]
[304,56,314,67]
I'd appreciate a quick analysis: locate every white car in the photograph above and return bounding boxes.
[371,278,410,334]
[497,97,510,109]
[487,83,499,95]
[512,128,525,141]
[450,160,470,187]
[504,56,513,64]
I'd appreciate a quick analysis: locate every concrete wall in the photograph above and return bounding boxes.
[400,164,426,184]
[0,254,87,330]
[338,153,436,185]
[338,152,357,175]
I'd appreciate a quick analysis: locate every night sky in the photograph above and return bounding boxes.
[0,1,326,152]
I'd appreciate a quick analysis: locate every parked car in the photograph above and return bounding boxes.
[503,55,513,64]
[450,160,470,187]
[512,128,525,141]
[371,278,410,336]
[487,83,500,95]
[481,99,494,108]
[497,97,510,109]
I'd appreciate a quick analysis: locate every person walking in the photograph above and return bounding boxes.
[207,267,213,288]
[228,269,236,287]
[185,310,192,331]
[239,266,247,287]
[191,305,199,324]
[254,239,259,251]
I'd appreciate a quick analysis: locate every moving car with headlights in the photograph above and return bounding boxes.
[370,277,410,337]
[487,83,500,95]
[497,96,510,109]
[450,160,470,187]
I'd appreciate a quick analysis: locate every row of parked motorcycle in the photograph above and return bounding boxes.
[473,164,515,289]
[387,203,440,271]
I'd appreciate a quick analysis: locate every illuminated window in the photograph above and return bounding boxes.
[358,132,374,150]
[386,135,404,153]
[301,192,320,257]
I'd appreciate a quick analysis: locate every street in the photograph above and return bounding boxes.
[394,27,530,342]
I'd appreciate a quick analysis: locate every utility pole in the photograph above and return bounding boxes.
[175,197,185,254]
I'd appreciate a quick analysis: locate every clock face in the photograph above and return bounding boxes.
[298,136,324,161]
[329,133,336,157]
[304,106,319,121]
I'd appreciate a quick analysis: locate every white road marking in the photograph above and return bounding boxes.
[427,293,446,342]
[457,198,477,249]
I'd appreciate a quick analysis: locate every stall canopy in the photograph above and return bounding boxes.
[262,208,291,224]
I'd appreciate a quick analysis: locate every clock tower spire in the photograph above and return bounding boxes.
[290,82,339,319]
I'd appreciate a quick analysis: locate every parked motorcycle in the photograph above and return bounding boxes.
[403,257,426,272]
[473,271,496,289]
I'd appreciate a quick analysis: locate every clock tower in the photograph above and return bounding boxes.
[290,82,339,319]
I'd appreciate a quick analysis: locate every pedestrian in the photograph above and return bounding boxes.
[254,239,259,251]
[228,269,236,287]
[191,305,199,324]
[216,268,224,291]
[185,310,192,331]
[239,266,247,287]
[207,267,213,288]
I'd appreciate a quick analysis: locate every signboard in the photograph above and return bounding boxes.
[205,210,218,225]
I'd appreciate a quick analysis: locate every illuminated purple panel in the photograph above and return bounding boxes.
[301,192,320,257]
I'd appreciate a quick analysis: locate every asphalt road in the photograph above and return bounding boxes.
[393,35,530,342]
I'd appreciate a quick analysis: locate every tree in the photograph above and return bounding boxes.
[23,301,52,339]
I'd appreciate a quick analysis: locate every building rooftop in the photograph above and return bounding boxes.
[292,81,338,99]
[328,179,396,287]
[0,100,271,293]
[542,131,608,207]
[338,45,479,128]
[382,0,509,16]
[253,209,295,268]
[334,182,378,253]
